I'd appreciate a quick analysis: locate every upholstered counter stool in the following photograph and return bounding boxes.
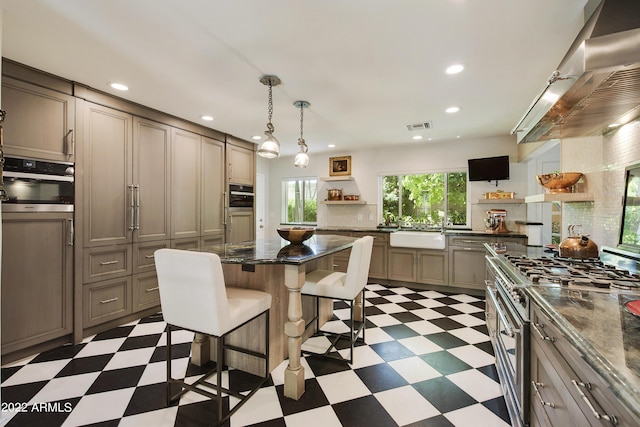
[154,249,272,425]
[301,236,373,364]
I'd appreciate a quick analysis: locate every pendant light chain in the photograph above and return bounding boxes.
[299,103,304,141]
[267,82,274,132]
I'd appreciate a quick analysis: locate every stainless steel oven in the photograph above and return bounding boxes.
[228,184,254,208]
[1,156,74,212]
[486,256,530,427]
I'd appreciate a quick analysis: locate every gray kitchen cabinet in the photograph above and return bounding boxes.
[226,138,255,186]
[132,117,171,242]
[83,276,132,328]
[201,136,226,239]
[416,249,448,286]
[1,77,76,162]
[171,128,201,239]
[388,247,448,286]
[228,210,255,243]
[448,235,502,290]
[530,305,638,427]
[82,102,133,247]
[388,248,417,282]
[1,213,73,357]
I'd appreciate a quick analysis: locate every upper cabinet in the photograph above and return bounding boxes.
[226,138,255,186]
[1,77,75,162]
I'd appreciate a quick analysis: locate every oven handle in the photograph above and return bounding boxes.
[3,171,74,182]
[486,286,515,338]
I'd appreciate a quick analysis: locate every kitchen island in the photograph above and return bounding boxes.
[197,234,358,400]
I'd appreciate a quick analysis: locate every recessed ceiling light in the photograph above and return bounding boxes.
[200,115,214,121]
[456,135,461,139]
[446,64,465,75]
[412,135,423,140]
[252,135,263,140]
[109,82,129,91]
[445,106,461,113]
[328,144,336,148]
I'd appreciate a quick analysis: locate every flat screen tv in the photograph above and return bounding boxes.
[468,155,510,182]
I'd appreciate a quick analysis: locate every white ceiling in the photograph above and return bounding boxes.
[0,0,589,156]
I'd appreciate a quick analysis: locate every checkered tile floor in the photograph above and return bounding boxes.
[1,284,511,426]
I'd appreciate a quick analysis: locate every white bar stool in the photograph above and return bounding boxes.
[301,236,374,364]
[154,248,272,425]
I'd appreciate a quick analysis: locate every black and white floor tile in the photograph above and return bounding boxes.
[1,284,510,426]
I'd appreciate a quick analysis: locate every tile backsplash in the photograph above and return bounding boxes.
[561,121,640,248]
[318,203,379,228]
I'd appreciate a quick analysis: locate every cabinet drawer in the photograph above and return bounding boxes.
[83,277,132,327]
[448,235,493,248]
[353,231,389,243]
[83,245,132,283]
[171,237,200,251]
[133,240,169,273]
[133,272,161,312]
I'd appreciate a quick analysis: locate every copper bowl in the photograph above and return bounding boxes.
[536,172,583,193]
[277,227,315,244]
[343,194,360,201]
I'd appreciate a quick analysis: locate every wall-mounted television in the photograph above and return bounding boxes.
[468,155,510,182]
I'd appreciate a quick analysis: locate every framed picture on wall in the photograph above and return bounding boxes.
[329,156,351,176]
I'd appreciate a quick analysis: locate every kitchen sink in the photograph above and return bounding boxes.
[389,231,446,249]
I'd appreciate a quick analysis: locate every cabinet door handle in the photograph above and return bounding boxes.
[99,260,119,265]
[145,254,155,259]
[65,129,75,158]
[532,322,555,342]
[145,286,159,292]
[223,192,228,226]
[99,297,119,304]
[135,185,140,230]
[128,184,135,230]
[571,380,618,424]
[531,381,556,408]
[67,218,74,246]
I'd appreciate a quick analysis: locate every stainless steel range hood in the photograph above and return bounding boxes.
[512,0,640,143]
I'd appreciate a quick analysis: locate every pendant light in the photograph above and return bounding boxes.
[257,75,282,158]
[293,100,310,168]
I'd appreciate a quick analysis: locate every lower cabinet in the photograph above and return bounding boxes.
[530,305,637,426]
[1,213,73,357]
[228,210,255,243]
[317,230,388,280]
[83,277,132,328]
[388,248,448,286]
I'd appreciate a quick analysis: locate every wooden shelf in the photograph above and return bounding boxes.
[320,176,355,182]
[321,200,366,205]
[525,193,594,203]
[477,199,525,204]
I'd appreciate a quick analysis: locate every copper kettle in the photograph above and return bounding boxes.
[558,225,598,259]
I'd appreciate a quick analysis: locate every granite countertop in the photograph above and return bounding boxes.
[316,226,527,238]
[527,286,640,420]
[200,234,357,265]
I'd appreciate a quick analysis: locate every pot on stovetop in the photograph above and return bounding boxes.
[559,225,598,259]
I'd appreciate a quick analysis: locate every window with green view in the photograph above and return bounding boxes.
[381,172,468,226]
[282,178,317,224]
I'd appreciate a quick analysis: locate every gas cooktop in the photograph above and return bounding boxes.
[504,255,640,292]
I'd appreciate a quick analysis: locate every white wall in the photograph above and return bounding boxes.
[262,135,528,237]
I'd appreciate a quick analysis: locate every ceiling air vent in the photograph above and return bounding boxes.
[406,121,432,131]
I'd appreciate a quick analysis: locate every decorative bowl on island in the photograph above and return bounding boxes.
[536,172,583,193]
[277,227,315,244]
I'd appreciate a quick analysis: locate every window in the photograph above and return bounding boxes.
[282,178,318,224]
[381,172,468,226]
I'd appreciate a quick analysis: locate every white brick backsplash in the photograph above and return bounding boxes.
[561,121,640,248]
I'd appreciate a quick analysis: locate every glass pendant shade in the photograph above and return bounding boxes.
[257,130,280,158]
[294,150,309,167]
